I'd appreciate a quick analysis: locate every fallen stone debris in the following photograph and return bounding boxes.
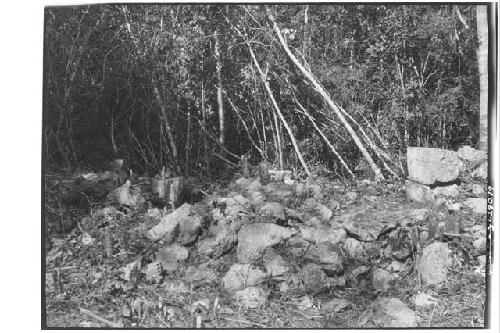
[45,146,488,328]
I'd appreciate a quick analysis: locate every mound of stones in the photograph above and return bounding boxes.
[140,165,484,327]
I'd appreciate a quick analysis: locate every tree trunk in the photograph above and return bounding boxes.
[476,5,488,151]
[246,43,311,177]
[269,14,383,181]
[215,29,225,146]
[152,79,179,172]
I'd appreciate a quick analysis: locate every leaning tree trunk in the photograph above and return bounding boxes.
[268,13,384,181]
[476,5,488,151]
[245,43,311,177]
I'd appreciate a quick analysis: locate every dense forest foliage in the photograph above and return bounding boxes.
[43,4,483,178]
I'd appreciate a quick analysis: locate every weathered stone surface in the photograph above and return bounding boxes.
[347,265,370,288]
[306,183,323,199]
[155,244,189,272]
[222,263,266,291]
[316,204,333,222]
[322,298,352,312]
[472,184,485,196]
[185,265,218,284]
[471,162,487,180]
[407,147,463,185]
[372,268,396,291]
[178,215,202,246]
[342,217,394,242]
[197,224,237,258]
[413,293,438,309]
[235,287,267,309]
[263,248,289,277]
[418,242,450,285]
[433,184,460,198]
[286,236,310,256]
[259,202,286,221]
[477,255,487,269]
[457,145,487,165]
[405,181,434,203]
[473,237,487,255]
[264,182,295,200]
[306,241,343,275]
[237,223,293,263]
[446,202,461,212]
[212,195,250,223]
[148,204,198,242]
[328,198,340,211]
[463,198,487,214]
[300,227,346,245]
[344,237,365,258]
[364,297,417,327]
[301,263,328,293]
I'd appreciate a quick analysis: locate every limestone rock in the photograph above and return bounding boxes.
[471,162,487,180]
[418,242,450,285]
[472,184,485,196]
[328,198,340,211]
[463,197,487,214]
[363,297,417,327]
[413,293,438,309]
[185,265,218,284]
[433,184,460,198]
[237,223,293,263]
[212,195,250,223]
[405,180,434,203]
[301,263,328,293]
[344,237,365,258]
[457,145,487,165]
[259,202,286,221]
[300,227,346,245]
[322,298,352,312]
[407,147,463,185]
[263,249,289,277]
[372,268,396,291]
[473,237,487,255]
[477,255,487,269]
[286,236,310,257]
[155,244,189,273]
[148,204,197,242]
[196,224,237,258]
[306,241,343,274]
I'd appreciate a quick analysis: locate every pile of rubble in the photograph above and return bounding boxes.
[45,147,488,328]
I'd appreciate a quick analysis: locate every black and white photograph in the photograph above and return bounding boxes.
[35,1,498,329]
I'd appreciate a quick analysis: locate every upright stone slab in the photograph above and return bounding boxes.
[407,147,464,185]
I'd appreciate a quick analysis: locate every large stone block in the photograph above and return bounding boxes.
[407,147,463,185]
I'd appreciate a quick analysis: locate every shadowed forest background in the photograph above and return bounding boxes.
[44,4,485,179]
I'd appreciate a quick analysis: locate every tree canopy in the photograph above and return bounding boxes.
[44,4,481,178]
